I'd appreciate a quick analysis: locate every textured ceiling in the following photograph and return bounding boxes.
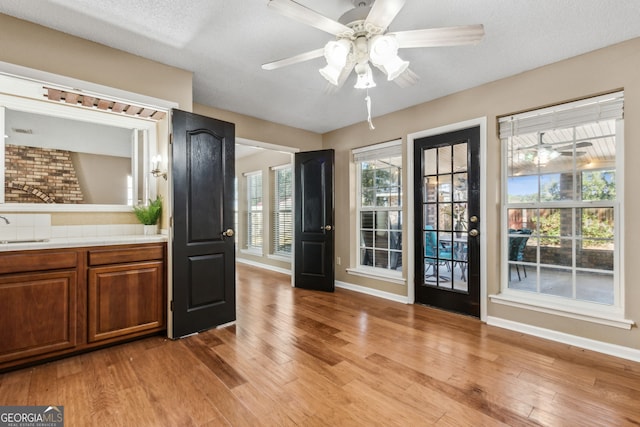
[1,0,639,134]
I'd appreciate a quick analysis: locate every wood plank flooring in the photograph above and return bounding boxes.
[1,263,640,426]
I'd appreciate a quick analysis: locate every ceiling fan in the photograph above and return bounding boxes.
[262,0,485,90]
[517,132,593,158]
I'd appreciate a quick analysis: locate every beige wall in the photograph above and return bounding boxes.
[323,37,640,349]
[236,149,293,271]
[193,104,322,152]
[0,14,192,110]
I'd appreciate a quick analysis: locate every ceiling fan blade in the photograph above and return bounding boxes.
[553,141,593,151]
[390,24,485,48]
[268,0,354,37]
[262,48,325,70]
[365,0,406,32]
[560,151,587,156]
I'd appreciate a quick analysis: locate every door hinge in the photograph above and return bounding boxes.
[170,300,174,311]
[169,133,173,145]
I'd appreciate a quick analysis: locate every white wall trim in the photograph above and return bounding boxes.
[335,280,410,304]
[236,257,291,276]
[487,316,640,363]
[490,292,633,330]
[406,117,488,320]
[345,267,405,285]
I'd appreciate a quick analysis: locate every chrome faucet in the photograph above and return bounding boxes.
[0,215,9,224]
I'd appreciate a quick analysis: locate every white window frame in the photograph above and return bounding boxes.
[491,92,633,329]
[244,170,263,255]
[347,139,404,284]
[270,164,292,260]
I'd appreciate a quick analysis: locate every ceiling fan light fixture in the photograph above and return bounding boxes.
[319,39,352,85]
[354,62,376,89]
[369,35,409,80]
[319,63,344,86]
[381,55,409,80]
[324,39,352,67]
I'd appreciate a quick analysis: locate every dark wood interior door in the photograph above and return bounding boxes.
[171,109,235,338]
[414,126,480,317]
[294,149,335,291]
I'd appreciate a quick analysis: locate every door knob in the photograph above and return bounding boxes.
[222,228,234,237]
[470,215,478,223]
[469,229,479,237]
[323,225,333,231]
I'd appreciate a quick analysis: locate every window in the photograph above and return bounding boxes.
[272,165,292,257]
[233,176,238,246]
[498,92,625,321]
[351,140,403,280]
[245,171,262,252]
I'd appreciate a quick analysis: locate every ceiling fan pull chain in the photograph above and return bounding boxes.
[365,90,375,130]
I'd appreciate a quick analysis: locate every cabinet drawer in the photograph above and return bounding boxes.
[88,244,164,266]
[0,250,77,275]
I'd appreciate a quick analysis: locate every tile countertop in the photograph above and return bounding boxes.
[0,234,168,252]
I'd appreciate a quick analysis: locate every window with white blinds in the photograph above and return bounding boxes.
[352,140,403,277]
[272,165,292,257]
[497,92,626,324]
[245,171,262,251]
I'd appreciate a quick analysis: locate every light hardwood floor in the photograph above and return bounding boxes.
[1,263,640,426]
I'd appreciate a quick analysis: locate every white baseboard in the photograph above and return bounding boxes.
[487,316,640,363]
[236,257,291,276]
[335,280,409,304]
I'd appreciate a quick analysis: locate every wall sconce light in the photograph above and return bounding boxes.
[151,154,167,180]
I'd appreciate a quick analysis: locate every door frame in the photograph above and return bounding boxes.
[234,137,299,287]
[407,117,488,321]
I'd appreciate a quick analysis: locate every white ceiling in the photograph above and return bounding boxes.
[1,0,639,134]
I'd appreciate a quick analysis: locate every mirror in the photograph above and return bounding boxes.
[0,87,159,211]
[4,108,144,205]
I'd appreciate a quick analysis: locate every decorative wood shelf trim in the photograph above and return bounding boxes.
[44,87,167,121]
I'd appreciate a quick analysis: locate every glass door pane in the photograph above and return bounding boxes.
[422,143,469,292]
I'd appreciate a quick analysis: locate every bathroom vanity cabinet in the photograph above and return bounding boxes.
[0,242,166,371]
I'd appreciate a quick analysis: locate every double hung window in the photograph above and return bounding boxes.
[498,92,624,320]
[351,140,403,279]
[245,171,263,252]
[271,165,292,257]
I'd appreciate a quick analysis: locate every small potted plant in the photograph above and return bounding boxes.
[133,196,162,235]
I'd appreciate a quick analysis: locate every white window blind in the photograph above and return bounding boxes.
[499,91,624,138]
[245,171,262,251]
[353,139,402,162]
[272,165,292,257]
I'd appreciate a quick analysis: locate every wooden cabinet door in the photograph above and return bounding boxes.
[0,270,78,363]
[88,261,164,343]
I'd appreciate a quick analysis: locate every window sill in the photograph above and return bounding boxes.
[267,253,291,262]
[240,248,263,257]
[346,267,405,285]
[489,291,635,330]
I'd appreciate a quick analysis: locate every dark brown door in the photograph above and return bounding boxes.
[171,109,235,338]
[414,126,480,317]
[294,149,335,291]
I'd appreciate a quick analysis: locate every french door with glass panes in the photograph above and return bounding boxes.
[414,126,480,317]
